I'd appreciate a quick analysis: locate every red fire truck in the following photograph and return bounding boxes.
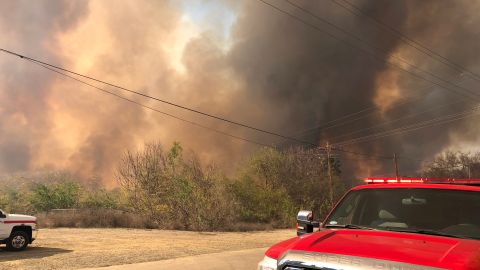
[258,178,480,270]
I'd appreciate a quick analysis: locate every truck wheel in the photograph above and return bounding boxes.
[6,231,29,251]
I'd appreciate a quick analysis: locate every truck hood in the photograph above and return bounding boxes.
[6,214,36,222]
[266,229,480,269]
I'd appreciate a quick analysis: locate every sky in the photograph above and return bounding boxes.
[1,0,480,184]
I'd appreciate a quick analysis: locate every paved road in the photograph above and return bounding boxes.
[83,248,266,270]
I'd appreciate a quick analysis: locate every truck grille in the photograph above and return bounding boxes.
[278,251,446,270]
[283,267,327,270]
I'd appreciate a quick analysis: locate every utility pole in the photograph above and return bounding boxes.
[326,142,334,205]
[393,153,399,179]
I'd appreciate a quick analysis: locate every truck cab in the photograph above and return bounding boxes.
[258,177,480,270]
[0,209,37,251]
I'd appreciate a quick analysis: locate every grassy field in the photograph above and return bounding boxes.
[0,228,295,270]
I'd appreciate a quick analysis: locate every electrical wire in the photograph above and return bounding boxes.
[26,59,276,148]
[332,98,466,142]
[281,0,480,101]
[1,46,462,163]
[288,75,469,140]
[336,113,476,147]
[2,48,405,161]
[0,48,316,147]
[333,148,391,159]
[331,0,480,82]
[258,0,479,159]
[334,105,480,147]
[274,0,474,143]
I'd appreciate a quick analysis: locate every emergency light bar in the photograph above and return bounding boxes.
[365,177,480,186]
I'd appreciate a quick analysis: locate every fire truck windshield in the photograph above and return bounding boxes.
[324,188,480,240]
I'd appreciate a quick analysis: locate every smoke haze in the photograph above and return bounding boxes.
[1,0,480,183]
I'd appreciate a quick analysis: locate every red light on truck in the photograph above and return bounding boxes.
[364,178,423,184]
[365,177,480,185]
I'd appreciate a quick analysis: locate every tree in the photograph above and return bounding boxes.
[422,151,480,178]
[231,147,345,224]
[116,142,171,224]
[116,142,233,230]
[29,182,81,211]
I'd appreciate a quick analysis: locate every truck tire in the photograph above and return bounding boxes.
[6,231,29,251]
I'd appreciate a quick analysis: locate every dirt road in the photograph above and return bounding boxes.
[0,228,294,270]
[83,248,267,270]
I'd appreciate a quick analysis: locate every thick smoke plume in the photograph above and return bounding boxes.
[1,0,480,184]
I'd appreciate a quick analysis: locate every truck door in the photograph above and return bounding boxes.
[0,210,9,239]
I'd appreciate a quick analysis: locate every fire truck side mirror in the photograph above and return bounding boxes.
[296,210,320,236]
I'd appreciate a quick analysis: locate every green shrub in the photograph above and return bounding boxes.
[29,182,81,211]
[80,188,121,209]
[229,177,295,226]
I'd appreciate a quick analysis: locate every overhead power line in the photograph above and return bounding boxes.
[272,0,476,143]
[1,48,405,162]
[331,0,480,82]
[334,105,480,147]
[258,0,480,158]
[280,0,480,101]
[11,49,403,160]
[290,105,376,138]
[0,48,316,147]
[333,148,390,159]
[0,51,448,164]
[331,97,466,143]
[292,148,391,162]
[27,60,275,148]
[287,74,469,140]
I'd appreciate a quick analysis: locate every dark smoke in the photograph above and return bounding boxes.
[225,0,480,177]
[228,0,404,138]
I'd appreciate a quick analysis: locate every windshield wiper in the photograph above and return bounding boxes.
[381,227,475,239]
[325,224,373,230]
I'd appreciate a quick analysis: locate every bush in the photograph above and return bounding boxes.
[0,187,32,214]
[229,177,295,226]
[29,182,81,211]
[233,147,346,222]
[37,209,156,228]
[116,142,235,231]
[80,188,122,209]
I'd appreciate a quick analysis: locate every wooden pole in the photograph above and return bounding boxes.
[326,142,334,204]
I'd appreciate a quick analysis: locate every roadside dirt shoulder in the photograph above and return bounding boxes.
[0,228,294,270]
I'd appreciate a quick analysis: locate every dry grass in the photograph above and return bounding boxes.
[0,228,295,270]
[36,210,157,229]
[35,210,287,231]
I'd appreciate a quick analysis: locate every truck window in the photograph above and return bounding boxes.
[325,188,480,240]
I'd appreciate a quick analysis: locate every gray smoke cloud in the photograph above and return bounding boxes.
[1,0,479,183]
[225,0,480,177]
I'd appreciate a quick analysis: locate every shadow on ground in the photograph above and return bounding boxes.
[0,246,72,261]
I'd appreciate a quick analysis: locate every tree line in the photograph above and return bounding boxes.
[0,143,477,231]
[115,142,345,230]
